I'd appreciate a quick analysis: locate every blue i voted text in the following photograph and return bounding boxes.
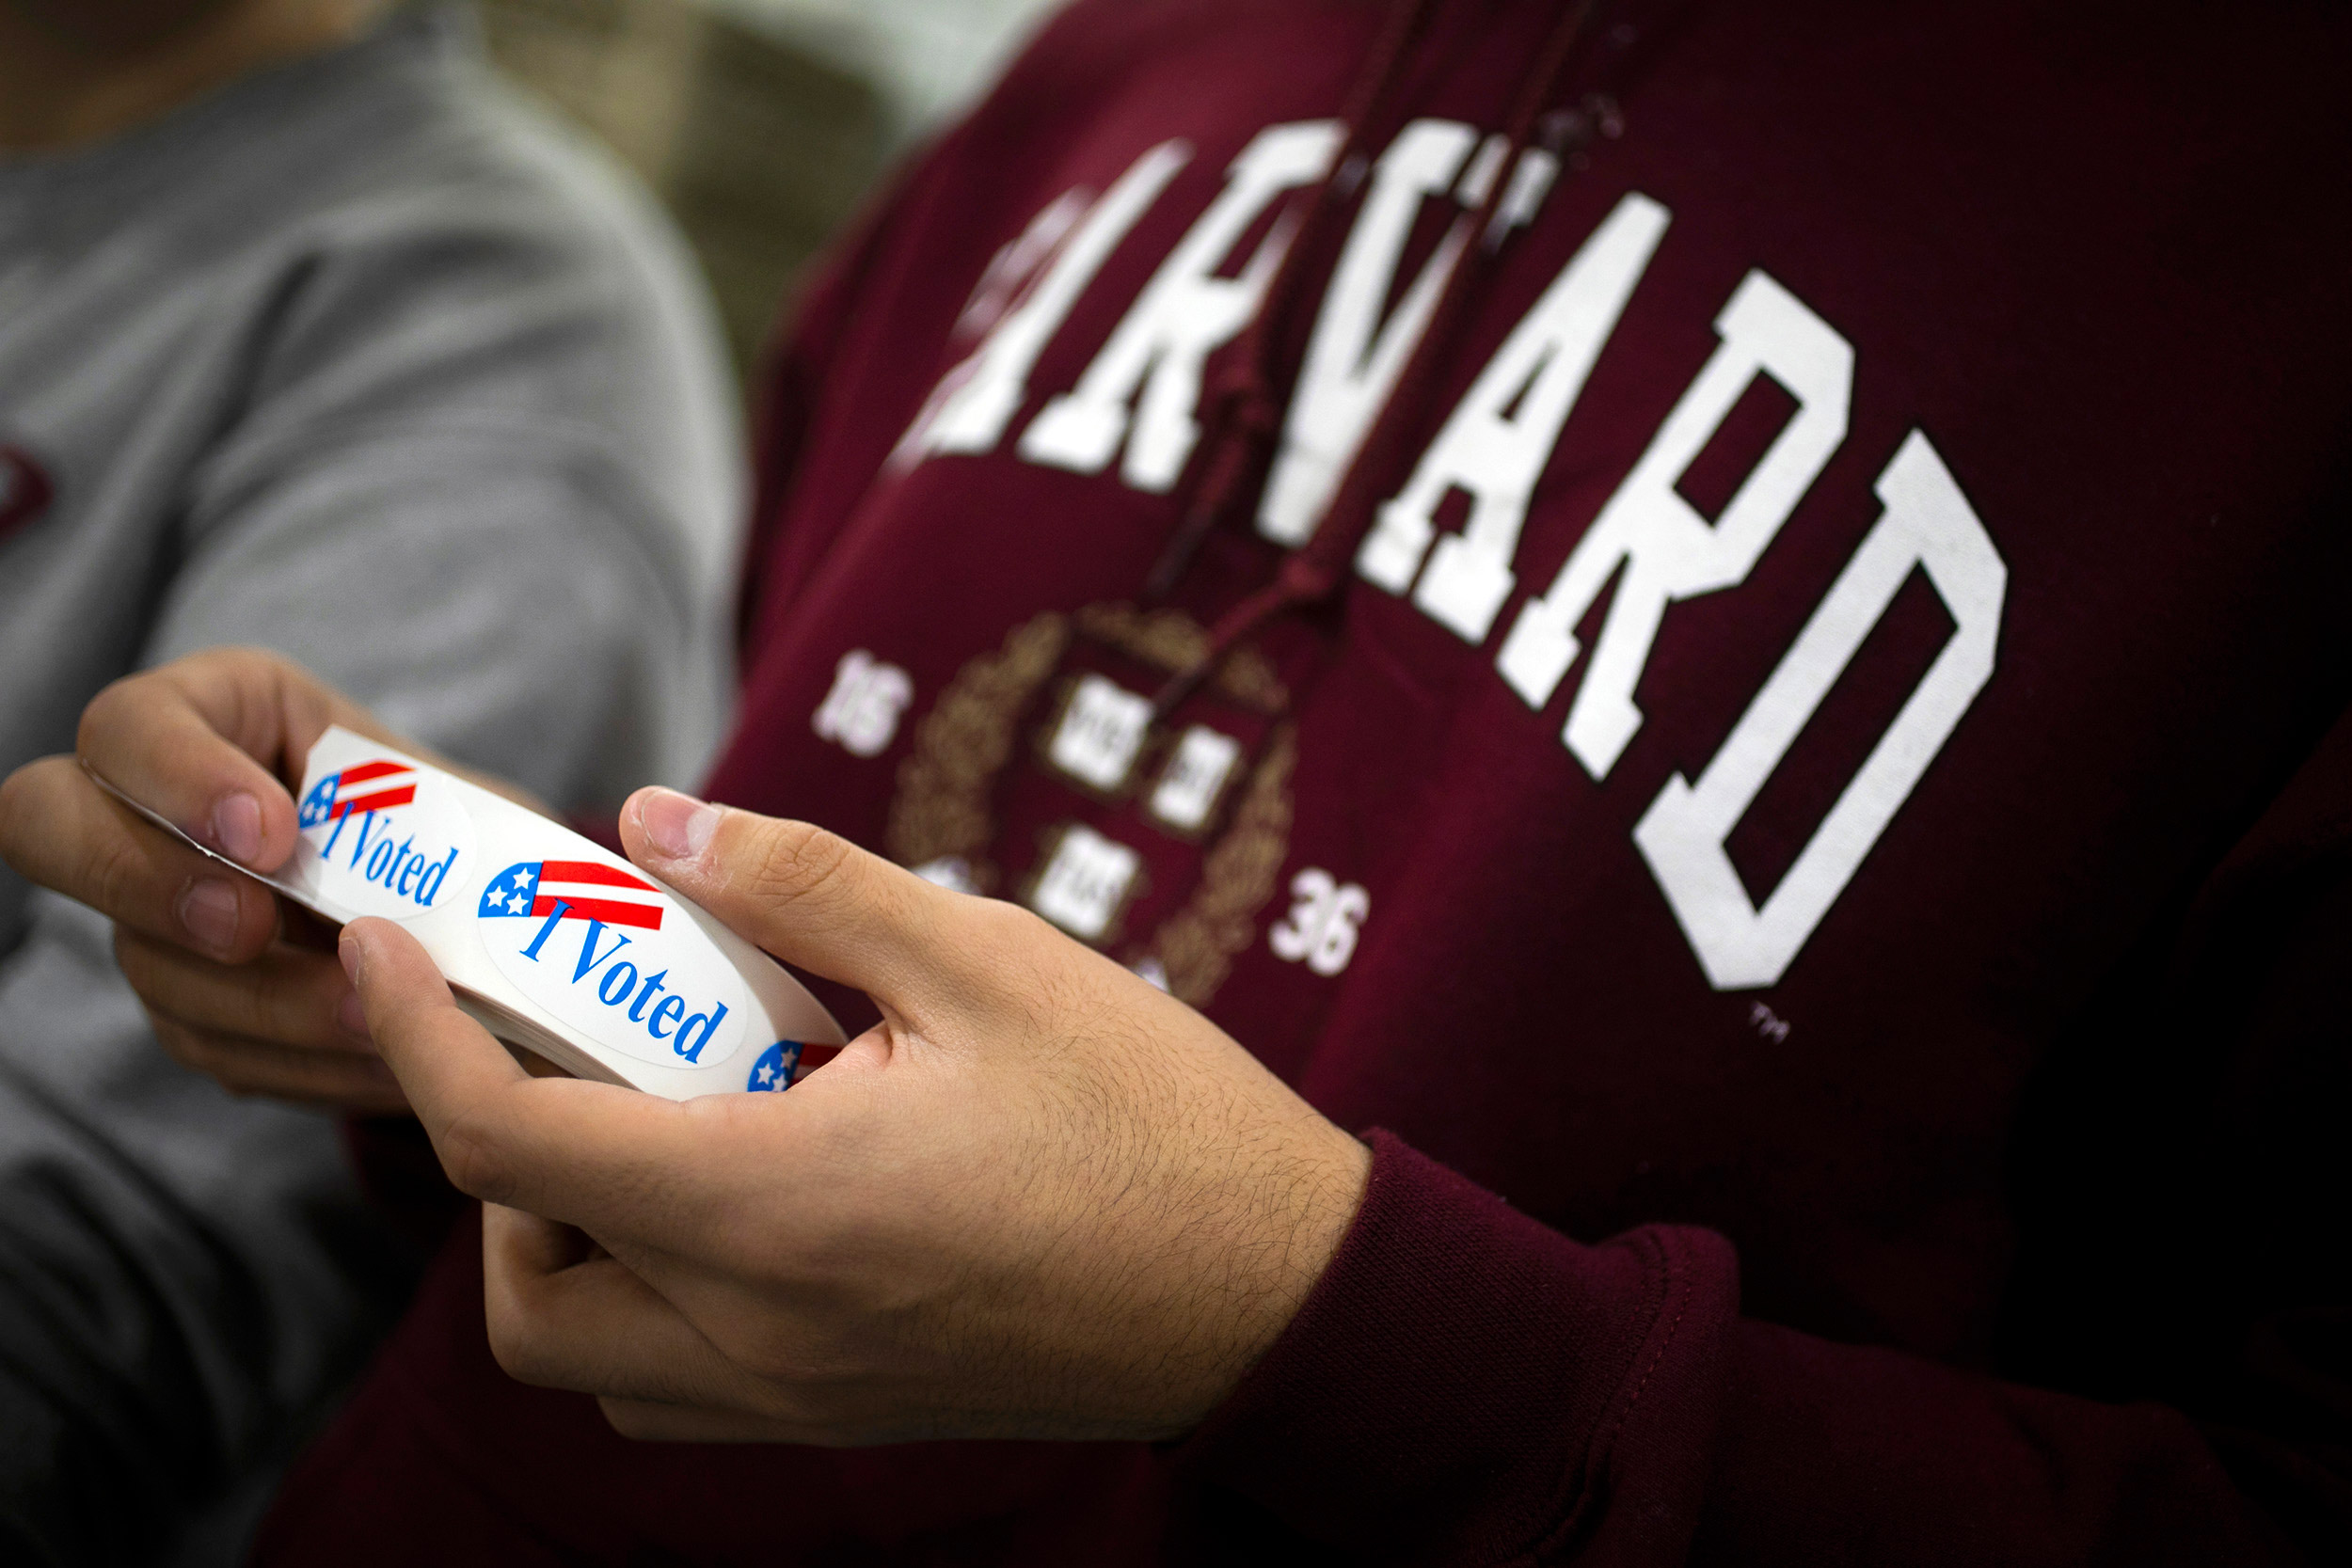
[516,901,728,1062]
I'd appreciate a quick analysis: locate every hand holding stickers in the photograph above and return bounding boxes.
[342,783,1370,1446]
[119,723,842,1100]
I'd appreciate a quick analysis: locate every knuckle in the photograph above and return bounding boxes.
[977,897,1055,952]
[218,1069,273,1100]
[161,1023,245,1082]
[966,901,1066,997]
[153,1025,272,1101]
[81,832,155,927]
[597,1398,662,1441]
[228,963,284,1038]
[748,821,862,909]
[149,1017,208,1069]
[75,674,141,757]
[179,645,265,691]
[435,1112,513,1202]
[483,1300,548,1386]
[227,955,312,1043]
[111,926,156,990]
[186,646,248,678]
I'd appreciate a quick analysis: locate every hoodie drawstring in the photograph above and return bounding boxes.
[1150,0,1609,719]
[1142,0,1443,606]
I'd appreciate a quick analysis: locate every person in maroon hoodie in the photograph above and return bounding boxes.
[5,0,2349,1560]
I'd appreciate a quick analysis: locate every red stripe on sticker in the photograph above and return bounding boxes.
[532,894,664,929]
[337,761,412,785]
[332,785,416,817]
[537,860,659,892]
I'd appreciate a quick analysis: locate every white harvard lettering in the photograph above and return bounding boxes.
[1356,190,1670,631]
[896,142,1191,466]
[886,113,2005,996]
[1020,121,1343,492]
[1633,431,2006,989]
[1497,268,1853,780]
[1258,121,1558,546]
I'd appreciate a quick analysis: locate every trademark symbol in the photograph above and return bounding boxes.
[1748,1002,1791,1043]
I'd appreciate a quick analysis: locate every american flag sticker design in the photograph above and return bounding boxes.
[298,758,418,828]
[476,848,745,1073]
[295,744,475,919]
[747,1040,803,1092]
[478,861,668,930]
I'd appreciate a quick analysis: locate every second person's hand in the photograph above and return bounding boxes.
[1,648,425,1110]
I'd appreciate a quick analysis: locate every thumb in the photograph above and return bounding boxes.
[343,915,719,1232]
[619,788,952,1010]
[340,916,531,1152]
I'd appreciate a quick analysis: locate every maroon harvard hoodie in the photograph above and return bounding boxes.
[262,0,2352,1561]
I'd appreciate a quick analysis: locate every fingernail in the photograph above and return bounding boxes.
[211,793,263,864]
[638,789,720,862]
[335,988,371,1045]
[338,927,366,987]
[177,878,240,954]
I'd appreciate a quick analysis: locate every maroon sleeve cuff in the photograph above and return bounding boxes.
[1177,1130,1740,1564]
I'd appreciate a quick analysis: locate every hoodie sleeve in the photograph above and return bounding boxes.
[1179,707,2352,1567]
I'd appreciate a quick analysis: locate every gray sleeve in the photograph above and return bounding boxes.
[0,98,743,1566]
[156,413,731,809]
[157,118,746,801]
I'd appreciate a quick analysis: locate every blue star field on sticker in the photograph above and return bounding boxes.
[747,1040,803,1093]
[478,863,543,919]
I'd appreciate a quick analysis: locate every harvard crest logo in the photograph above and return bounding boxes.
[883,603,1295,1007]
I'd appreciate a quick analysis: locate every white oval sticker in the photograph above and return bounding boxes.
[475,858,749,1072]
[294,755,478,921]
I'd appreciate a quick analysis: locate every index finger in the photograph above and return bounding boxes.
[76,649,343,874]
[342,917,748,1242]
[0,754,282,960]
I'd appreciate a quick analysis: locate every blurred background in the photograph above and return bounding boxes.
[478,0,1062,384]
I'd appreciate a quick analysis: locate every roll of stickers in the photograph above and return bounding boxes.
[99,726,844,1101]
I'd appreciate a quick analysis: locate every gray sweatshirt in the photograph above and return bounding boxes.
[0,8,741,1560]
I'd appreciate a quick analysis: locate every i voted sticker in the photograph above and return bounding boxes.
[477,858,749,1072]
[295,753,477,920]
